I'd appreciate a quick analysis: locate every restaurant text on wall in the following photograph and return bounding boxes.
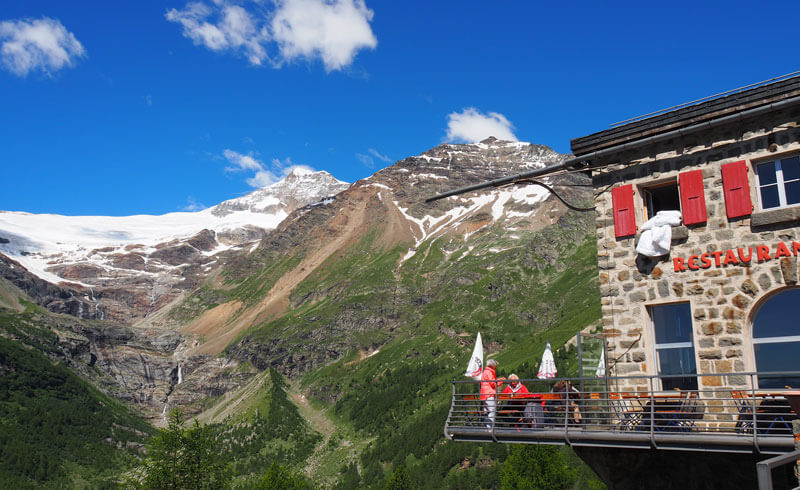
[673,241,800,272]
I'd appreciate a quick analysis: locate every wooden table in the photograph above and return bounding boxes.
[742,391,797,434]
[619,392,700,431]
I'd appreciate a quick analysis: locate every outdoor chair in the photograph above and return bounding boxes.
[609,393,642,431]
[658,391,700,432]
[731,390,758,434]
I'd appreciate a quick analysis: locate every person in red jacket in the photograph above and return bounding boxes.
[501,374,530,397]
[480,359,505,427]
[501,374,537,426]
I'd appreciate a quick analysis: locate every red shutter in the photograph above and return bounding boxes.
[611,184,637,237]
[679,170,707,225]
[721,160,753,218]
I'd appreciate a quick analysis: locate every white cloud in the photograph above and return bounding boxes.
[223,148,264,172]
[356,147,390,168]
[368,148,390,162]
[165,0,376,71]
[181,196,207,211]
[166,2,269,65]
[445,108,517,143]
[223,149,314,187]
[271,0,377,71]
[355,153,374,168]
[246,168,281,187]
[0,17,86,77]
[144,94,153,106]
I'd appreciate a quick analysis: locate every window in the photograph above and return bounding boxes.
[752,288,800,389]
[612,170,707,237]
[755,155,800,210]
[642,181,680,220]
[650,303,697,391]
[638,170,707,225]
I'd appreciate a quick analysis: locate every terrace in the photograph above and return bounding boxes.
[444,372,800,455]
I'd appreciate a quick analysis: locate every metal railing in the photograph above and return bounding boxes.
[757,449,800,490]
[445,372,800,454]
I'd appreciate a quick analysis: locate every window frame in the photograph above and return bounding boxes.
[754,153,800,211]
[750,287,800,389]
[648,302,698,391]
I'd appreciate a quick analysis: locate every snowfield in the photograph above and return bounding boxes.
[0,169,350,285]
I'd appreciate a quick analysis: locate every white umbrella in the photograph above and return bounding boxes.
[537,340,557,379]
[595,348,606,378]
[464,332,484,379]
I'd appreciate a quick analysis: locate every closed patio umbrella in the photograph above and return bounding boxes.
[537,341,557,379]
[595,348,606,378]
[464,332,484,379]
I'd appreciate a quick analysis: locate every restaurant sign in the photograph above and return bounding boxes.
[673,241,800,272]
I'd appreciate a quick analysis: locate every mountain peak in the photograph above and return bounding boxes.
[284,166,316,179]
[211,170,350,218]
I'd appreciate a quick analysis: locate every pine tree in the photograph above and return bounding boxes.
[384,464,415,490]
[129,409,231,489]
[254,462,309,489]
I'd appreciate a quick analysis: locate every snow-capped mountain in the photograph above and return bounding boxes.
[223,137,592,376]
[211,167,349,217]
[0,169,350,322]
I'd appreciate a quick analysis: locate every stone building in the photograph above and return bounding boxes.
[441,75,800,489]
[573,75,800,397]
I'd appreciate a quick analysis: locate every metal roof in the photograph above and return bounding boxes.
[571,74,800,157]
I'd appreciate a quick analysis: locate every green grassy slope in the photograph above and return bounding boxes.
[168,205,603,487]
[289,213,602,487]
[215,368,321,487]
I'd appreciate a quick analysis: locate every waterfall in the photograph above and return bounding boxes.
[162,403,168,416]
[177,364,183,384]
[145,288,159,317]
[89,288,105,320]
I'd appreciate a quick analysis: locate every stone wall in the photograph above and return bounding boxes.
[591,105,800,400]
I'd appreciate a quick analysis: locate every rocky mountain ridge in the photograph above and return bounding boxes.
[194,138,592,377]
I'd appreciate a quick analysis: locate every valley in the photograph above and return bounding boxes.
[0,138,604,488]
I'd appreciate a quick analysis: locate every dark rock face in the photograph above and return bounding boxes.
[150,244,200,266]
[110,253,146,270]
[47,263,106,281]
[5,310,253,420]
[186,229,218,252]
[0,254,98,318]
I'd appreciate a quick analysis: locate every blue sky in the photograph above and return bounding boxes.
[1,0,798,216]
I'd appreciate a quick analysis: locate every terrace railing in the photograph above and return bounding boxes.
[445,372,800,455]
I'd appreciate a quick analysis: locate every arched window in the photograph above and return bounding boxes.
[752,288,800,389]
